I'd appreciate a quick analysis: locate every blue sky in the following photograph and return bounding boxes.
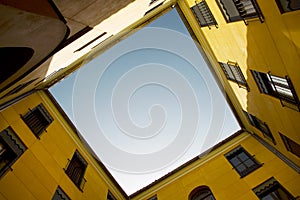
[50,9,240,194]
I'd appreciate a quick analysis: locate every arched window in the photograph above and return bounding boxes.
[189,186,216,200]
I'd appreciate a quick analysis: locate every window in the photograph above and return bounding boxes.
[216,0,263,24]
[148,195,158,200]
[21,104,53,138]
[189,186,216,200]
[280,133,300,158]
[251,70,300,111]
[276,0,300,13]
[191,0,218,29]
[0,127,26,177]
[225,146,261,177]
[219,61,248,89]
[65,151,87,190]
[253,177,295,200]
[52,186,70,200]
[107,191,116,200]
[243,111,275,143]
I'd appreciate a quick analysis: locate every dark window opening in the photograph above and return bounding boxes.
[253,177,295,200]
[275,0,300,13]
[21,104,53,138]
[52,186,70,200]
[148,195,158,200]
[0,127,26,177]
[189,186,216,200]
[251,70,300,111]
[65,151,87,191]
[219,61,248,90]
[225,146,261,177]
[107,191,117,200]
[216,0,263,24]
[280,133,300,158]
[191,0,218,29]
[243,110,275,143]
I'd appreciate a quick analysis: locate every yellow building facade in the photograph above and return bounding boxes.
[0,0,300,199]
[130,131,300,200]
[180,0,300,169]
[1,90,299,199]
[0,90,127,200]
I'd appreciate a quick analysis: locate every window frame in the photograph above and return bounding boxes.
[0,127,26,177]
[65,150,87,191]
[189,185,216,200]
[275,0,300,13]
[251,70,300,111]
[52,186,70,200]
[107,191,117,200]
[216,0,264,25]
[280,133,300,158]
[243,110,275,144]
[21,103,54,138]
[253,177,295,200]
[225,146,262,177]
[148,195,158,200]
[191,0,218,29]
[219,61,249,90]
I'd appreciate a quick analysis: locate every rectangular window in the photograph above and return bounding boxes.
[0,127,26,177]
[280,133,300,158]
[225,146,261,177]
[52,186,70,200]
[219,61,248,90]
[243,111,275,143]
[191,0,218,29]
[21,104,53,138]
[275,0,300,13]
[65,151,87,191]
[251,70,300,111]
[216,0,263,24]
[253,177,295,200]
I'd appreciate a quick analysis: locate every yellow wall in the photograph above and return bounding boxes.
[131,132,300,200]
[180,0,300,167]
[0,91,126,200]
[1,2,300,200]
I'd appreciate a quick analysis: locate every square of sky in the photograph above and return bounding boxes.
[50,8,240,195]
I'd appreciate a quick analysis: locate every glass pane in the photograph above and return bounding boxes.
[244,159,255,167]
[290,0,300,10]
[230,157,241,166]
[203,195,216,200]
[236,164,247,173]
[237,152,249,161]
